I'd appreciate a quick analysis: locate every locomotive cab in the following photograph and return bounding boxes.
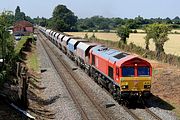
[117,57,152,98]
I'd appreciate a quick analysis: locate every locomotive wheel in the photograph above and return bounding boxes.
[108,83,113,95]
[98,77,103,88]
[85,68,90,76]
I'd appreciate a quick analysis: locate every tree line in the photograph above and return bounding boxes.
[34,14,180,32]
[31,5,180,32]
[4,5,180,32]
[0,5,179,62]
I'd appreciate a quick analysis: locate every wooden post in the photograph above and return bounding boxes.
[21,74,28,109]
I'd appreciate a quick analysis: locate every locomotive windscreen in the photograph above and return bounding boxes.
[122,67,135,77]
[138,67,150,76]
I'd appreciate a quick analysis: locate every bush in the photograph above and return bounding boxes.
[89,33,96,40]
[133,29,137,33]
[84,33,88,39]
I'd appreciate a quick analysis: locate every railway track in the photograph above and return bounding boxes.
[142,99,163,120]
[123,105,162,120]
[37,31,109,120]
[123,98,163,120]
[101,80,162,120]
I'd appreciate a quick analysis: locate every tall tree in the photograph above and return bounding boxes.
[116,25,130,44]
[51,5,77,31]
[144,23,171,57]
[15,6,25,22]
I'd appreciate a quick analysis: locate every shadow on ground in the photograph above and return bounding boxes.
[28,107,55,119]
[127,94,175,110]
[145,94,175,110]
[29,80,46,90]
[28,90,60,106]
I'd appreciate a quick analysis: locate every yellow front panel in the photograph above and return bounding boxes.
[120,77,151,92]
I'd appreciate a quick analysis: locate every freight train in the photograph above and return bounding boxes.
[39,26,152,102]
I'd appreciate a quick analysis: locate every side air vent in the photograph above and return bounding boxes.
[98,47,109,51]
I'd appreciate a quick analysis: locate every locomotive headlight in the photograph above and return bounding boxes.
[144,85,151,89]
[144,81,151,89]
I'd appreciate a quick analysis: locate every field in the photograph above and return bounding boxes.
[65,32,180,56]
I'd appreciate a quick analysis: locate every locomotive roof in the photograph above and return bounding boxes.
[116,56,151,67]
[91,46,134,64]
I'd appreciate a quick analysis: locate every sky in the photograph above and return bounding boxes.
[0,0,180,19]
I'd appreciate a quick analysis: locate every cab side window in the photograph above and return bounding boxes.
[108,66,114,79]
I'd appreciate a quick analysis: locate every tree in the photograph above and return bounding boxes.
[116,25,130,44]
[0,11,14,27]
[51,5,77,31]
[144,23,171,57]
[0,11,14,67]
[25,16,34,24]
[15,6,25,22]
[173,16,180,24]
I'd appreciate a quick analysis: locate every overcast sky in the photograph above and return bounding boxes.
[0,0,180,19]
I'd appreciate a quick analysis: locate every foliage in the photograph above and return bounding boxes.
[116,25,130,44]
[0,11,14,27]
[25,16,34,24]
[50,5,77,32]
[0,71,6,86]
[0,12,11,60]
[0,11,16,85]
[75,15,180,31]
[89,33,96,40]
[15,6,25,22]
[33,16,48,27]
[15,36,29,54]
[144,23,171,57]
[84,33,88,39]
[14,6,34,24]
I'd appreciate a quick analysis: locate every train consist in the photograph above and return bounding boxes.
[39,26,152,101]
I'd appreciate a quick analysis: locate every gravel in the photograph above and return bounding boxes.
[36,38,81,119]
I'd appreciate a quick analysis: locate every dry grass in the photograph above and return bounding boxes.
[66,32,180,56]
[65,32,119,41]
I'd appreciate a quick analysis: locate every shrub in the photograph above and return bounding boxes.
[84,33,88,39]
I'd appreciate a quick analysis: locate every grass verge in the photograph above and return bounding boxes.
[15,36,30,54]
[26,47,39,72]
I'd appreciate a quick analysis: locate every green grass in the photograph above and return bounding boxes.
[26,50,39,72]
[15,36,31,54]
[14,35,39,72]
